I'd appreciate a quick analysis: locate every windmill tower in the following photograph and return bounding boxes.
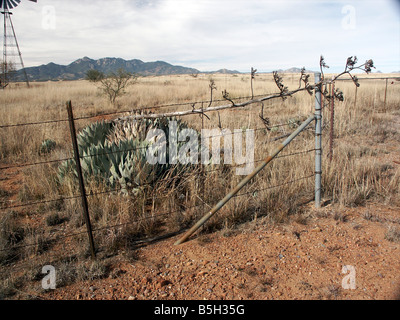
[1,0,37,89]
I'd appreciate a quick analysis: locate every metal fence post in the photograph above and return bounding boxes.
[66,100,96,259]
[329,79,335,162]
[314,73,322,208]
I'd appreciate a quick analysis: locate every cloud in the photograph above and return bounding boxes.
[6,0,400,72]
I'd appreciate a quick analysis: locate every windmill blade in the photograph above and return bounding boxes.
[1,0,21,10]
[1,0,37,10]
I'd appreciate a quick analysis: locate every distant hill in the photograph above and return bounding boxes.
[16,57,204,81]
[211,68,241,74]
[15,58,319,81]
[272,67,316,74]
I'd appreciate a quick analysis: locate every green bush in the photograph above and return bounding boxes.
[85,69,105,82]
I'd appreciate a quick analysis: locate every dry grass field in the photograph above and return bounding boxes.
[0,72,399,300]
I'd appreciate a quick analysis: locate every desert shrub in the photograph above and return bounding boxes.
[0,212,24,265]
[45,212,64,226]
[98,68,136,104]
[385,225,400,243]
[39,139,56,155]
[85,69,105,82]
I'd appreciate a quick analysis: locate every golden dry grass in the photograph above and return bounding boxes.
[0,72,399,297]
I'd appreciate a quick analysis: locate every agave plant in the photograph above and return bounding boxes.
[58,114,196,195]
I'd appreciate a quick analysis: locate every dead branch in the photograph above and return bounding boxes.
[320,55,329,79]
[273,71,289,99]
[114,86,311,122]
[251,67,257,99]
[208,79,216,109]
[113,56,373,123]
[222,89,236,106]
[258,102,270,130]
[299,67,313,95]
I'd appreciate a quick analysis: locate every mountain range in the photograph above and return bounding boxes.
[274,67,315,73]
[16,57,201,81]
[15,57,318,82]
[16,57,243,82]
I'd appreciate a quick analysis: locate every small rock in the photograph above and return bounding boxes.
[128,296,136,300]
[141,277,152,285]
[311,227,322,232]
[197,271,208,277]
[157,279,172,288]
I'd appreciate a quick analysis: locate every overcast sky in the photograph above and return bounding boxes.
[7,0,400,73]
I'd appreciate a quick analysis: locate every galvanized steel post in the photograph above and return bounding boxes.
[314,73,322,208]
[329,79,335,162]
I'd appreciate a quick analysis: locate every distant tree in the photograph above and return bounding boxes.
[85,69,105,82]
[98,68,137,105]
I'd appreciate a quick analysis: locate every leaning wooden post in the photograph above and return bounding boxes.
[66,100,96,260]
[314,73,322,208]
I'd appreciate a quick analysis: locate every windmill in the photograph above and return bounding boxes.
[1,0,37,88]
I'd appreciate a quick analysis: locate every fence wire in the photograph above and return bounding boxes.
[0,147,315,211]
[5,75,389,266]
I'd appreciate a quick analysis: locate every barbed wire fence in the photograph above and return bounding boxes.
[0,57,395,267]
[0,106,316,257]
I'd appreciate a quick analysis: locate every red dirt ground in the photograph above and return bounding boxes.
[39,203,399,301]
[2,113,400,301]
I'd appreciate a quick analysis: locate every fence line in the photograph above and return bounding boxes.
[0,172,315,255]
[1,72,392,264]
[0,147,315,210]
[1,76,395,128]
[0,122,300,173]
[0,92,273,129]
[333,76,399,81]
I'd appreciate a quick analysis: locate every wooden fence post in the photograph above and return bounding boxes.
[66,100,96,260]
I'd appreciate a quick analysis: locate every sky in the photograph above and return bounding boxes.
[5,0,400,73]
